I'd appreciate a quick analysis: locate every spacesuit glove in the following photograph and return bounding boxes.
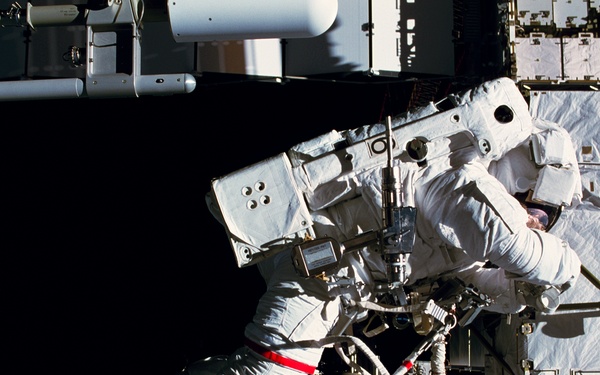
[557,273,578,294]
[515,281,562,313]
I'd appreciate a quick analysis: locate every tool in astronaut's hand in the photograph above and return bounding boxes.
[381,116,417,286]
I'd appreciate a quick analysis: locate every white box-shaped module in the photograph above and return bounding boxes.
[395,0,454,76]
[196,39,283,77]
[513,34,561,80]
[283,0,372,76]
[284,0,454,77]
[563,33,600,81]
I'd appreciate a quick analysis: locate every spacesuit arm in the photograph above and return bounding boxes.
[416,162,581,288]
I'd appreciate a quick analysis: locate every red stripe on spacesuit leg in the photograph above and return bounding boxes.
[244,337,317,374]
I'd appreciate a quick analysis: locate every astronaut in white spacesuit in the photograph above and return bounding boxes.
[193,78,582,375]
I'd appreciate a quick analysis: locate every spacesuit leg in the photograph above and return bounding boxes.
[183,348,284,375]
[183,356,229,375]
[185,248,343,375]
[245,248,344,374]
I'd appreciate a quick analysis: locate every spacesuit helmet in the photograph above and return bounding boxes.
[514,191,562,231]
[489,118,581,231]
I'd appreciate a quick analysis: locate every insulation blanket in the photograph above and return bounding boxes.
[492,90,600,374]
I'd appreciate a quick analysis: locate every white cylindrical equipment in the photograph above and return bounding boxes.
[26,3,86,27]
[0,78,84,101]
[135,74,197,96]
[167,0,338,42]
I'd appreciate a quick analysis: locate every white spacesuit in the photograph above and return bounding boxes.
[196,78,582,375]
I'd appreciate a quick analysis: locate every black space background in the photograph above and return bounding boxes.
[3,77,443,375]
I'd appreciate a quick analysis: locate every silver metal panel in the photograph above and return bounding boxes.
[553,0,588,29]
[563,34,600,81]
[513,35,561,80]
[516,0,553,27]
